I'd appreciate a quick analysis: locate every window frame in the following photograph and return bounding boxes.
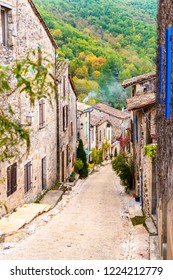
[39,99,46,129]
[7,163,17,197]
[24,161,32,193]
[1,7,8,47]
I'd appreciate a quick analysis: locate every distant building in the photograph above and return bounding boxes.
[92,103,130,156]
[77,102,93,160]
[90,114,112,158]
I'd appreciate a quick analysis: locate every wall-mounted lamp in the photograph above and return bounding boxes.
[21,112,34,126]
[26,112,34,126]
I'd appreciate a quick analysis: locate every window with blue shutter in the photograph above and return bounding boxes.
[134,113,138,143]
[159,46,163,104]
[165,26,172,119]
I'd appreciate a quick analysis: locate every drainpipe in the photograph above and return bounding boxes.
[139,166,143,207]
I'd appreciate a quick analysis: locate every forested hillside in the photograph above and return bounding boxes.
[33,0,157,108]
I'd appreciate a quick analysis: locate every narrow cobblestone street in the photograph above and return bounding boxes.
[0,164,149,260]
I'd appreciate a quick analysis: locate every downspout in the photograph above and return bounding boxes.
[139,166,143,207]
[55,52,60,182]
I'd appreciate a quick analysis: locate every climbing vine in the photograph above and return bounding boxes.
[143,144,157,159]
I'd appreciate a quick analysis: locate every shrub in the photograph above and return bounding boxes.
[68,171,76,182]
[74,159,83,173]
[91,148,103,164]
[112,153,133,189]
[76,139,89,178]
[144,144,157,159]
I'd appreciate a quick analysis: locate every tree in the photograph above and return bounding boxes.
[112,153,133,190]
[91,148,103,164]
[0,48,56,161]
[77,139,88,178]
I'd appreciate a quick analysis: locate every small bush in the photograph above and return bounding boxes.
[74,159,83,173]
[91,148,103,164]
[144,144,157,159]
[69,171,76,182]
[112,153,133,189]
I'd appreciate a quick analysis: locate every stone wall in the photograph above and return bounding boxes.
[156,0,173,259]
[0,0,57,214]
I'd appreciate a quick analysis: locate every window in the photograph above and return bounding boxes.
[99,130,102,142]
[134,113,138,143]
[85,121,89,137]
[7,163,17,197]
[39,99,46,128]
[70,121,73,136]
[66,144,69,167]
[24,161,32,193]
[66,105,68,128]
[1,7,8,46]
[63,76,66,97]
[146,113,152,144]
[63,105,68,131]
[42,157,47,190]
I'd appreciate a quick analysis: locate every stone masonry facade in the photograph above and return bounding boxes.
[0,0,58,215]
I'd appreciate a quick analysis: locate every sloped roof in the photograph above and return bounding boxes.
[93,103,130,120]
[77,102,92,112]
[56,60,69,81]
[28,0,58,49]
[90,114,111,126]
[126,92,156,111]
[121,72,156,89]
[69,75,78,97]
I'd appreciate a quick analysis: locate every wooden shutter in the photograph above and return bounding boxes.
[165,26,172,119]
[63,106,66,131]
[7,166,11,197]
[63,76,66,97]
[24,164,28,193]
[42,99,46,126]
[71,122,73,136]
[134,113,138,143]
[39,100,43,128]
[24,161,32,193]
[66,144,69,167]
[66,105,68,128]
[7,163,17,197]
[39,99,45,128]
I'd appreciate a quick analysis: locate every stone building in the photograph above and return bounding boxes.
[77,102,93,160]
[92,103,130,156]
[56,60,78,182]
[122,73,157,217]
[90,114,112,158]
[126,92,157,216]
[156,0,173,259]
[0,0,58,214]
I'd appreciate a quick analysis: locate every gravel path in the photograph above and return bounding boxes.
[0,164,149,260]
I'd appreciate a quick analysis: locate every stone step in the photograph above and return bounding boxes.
[150,236,160,259]
[145,217,158,236]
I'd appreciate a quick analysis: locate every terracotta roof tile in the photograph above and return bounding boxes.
[126,92,156,111]
[121,72,156,89]
[77,102,92,112]
[93,103,130,119]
